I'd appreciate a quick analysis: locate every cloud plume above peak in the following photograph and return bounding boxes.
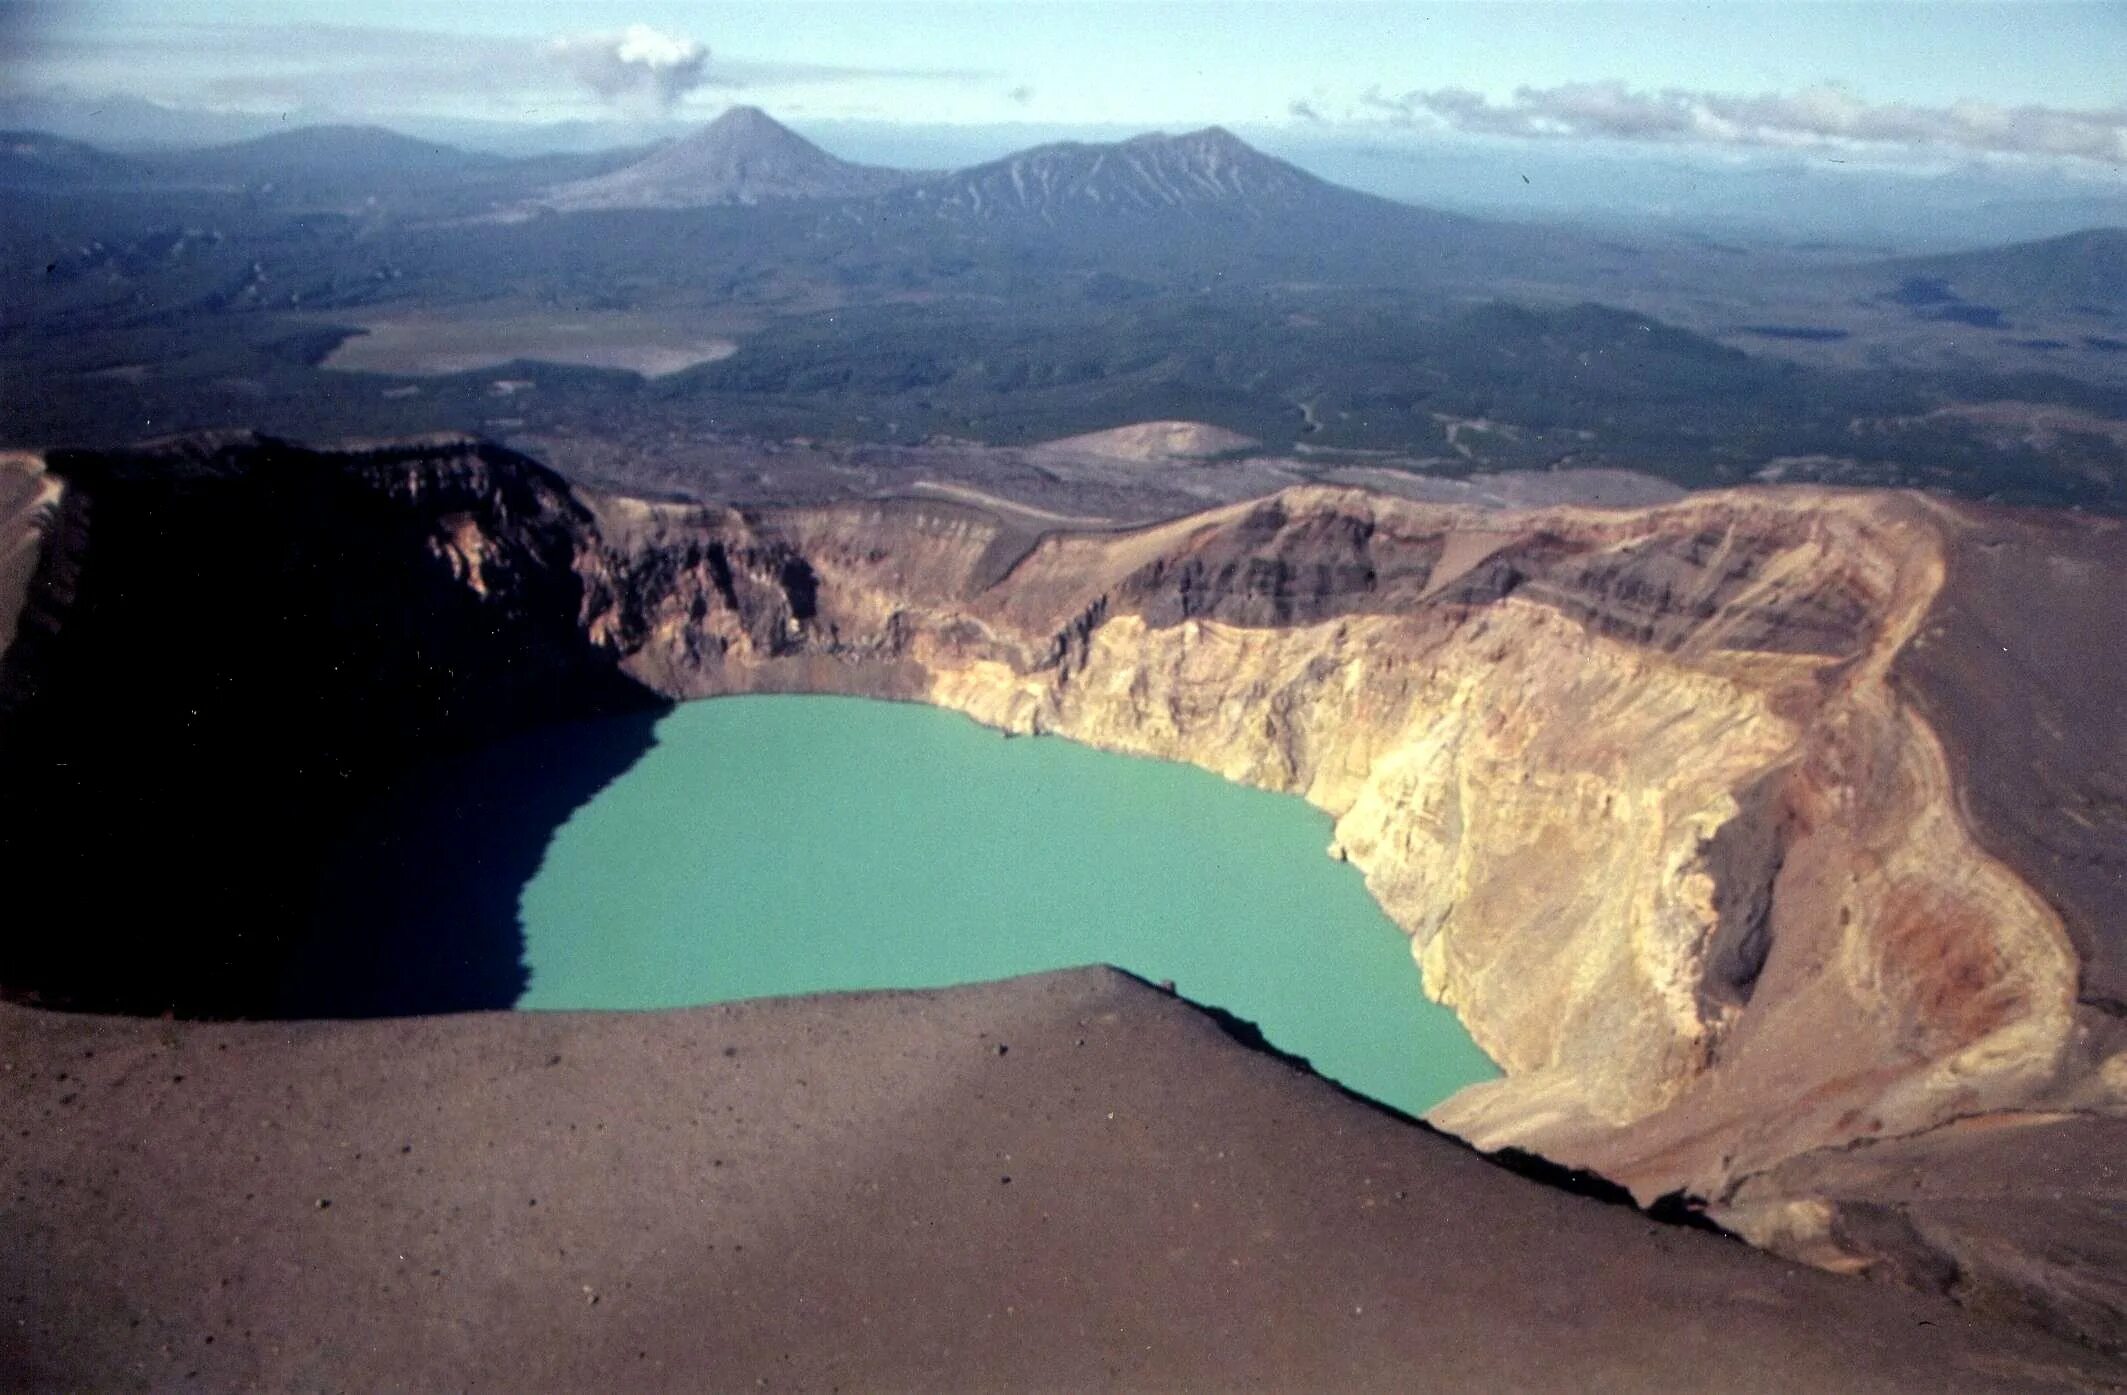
[549,24,711,110]
[1364,81,2127,166]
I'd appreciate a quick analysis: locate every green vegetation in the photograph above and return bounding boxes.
[2,178,2122,511]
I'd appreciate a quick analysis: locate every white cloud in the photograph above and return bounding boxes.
[549,24,711,111]
[1360,82,2127,166]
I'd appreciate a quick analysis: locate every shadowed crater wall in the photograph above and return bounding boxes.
[276,708,664,1016]
[0,435,664,1017]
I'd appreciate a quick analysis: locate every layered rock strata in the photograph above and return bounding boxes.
[3,435,2122,1352]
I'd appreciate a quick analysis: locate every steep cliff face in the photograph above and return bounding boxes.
[573,479,2122,1348]
[583,485,2090,1148]
[0,437,659,1015]
[3,436,2121,1351]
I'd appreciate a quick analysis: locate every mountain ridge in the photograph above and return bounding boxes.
[1877,225,2127,315]
[877,123,1430,228]
[165,123,499,176]
[0,129,146,188]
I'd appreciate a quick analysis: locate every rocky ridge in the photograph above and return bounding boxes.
[888,127,1326,223]
[3,435,2123,1352]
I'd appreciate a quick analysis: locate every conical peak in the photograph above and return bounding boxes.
[691,105,806,147]
[709,105,779,133]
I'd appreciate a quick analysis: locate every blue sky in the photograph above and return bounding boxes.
[5,2,2123,165]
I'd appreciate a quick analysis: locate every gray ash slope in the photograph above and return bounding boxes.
[8,967,2118,1393]
[542,106,916,210]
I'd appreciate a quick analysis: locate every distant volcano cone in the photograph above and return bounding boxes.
[543,106,912,210]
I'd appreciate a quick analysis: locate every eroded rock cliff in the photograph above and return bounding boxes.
[576,470,2127,1352]
[3,435,2121,1352]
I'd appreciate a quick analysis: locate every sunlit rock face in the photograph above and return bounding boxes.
[587,485,2085,1178]
[579,478,2121,1347]
[6,438,2123,1352]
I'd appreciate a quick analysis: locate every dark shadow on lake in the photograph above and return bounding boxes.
[277,708,665,1017]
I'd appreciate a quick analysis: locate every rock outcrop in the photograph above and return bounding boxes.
[1034,420,1262,463]
[3,435,2123,1353]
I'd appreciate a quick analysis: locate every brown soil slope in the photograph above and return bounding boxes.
[6,969,2119,1393]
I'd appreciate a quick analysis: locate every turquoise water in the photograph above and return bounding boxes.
[518,694,1498,1115]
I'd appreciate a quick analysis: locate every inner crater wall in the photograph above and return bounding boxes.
[6,440,2121,1351]
[588,485,2092,1208]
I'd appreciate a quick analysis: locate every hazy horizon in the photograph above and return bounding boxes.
[7,2,2122,166]
[8,1,2122,249]
[5,90,2120,252]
